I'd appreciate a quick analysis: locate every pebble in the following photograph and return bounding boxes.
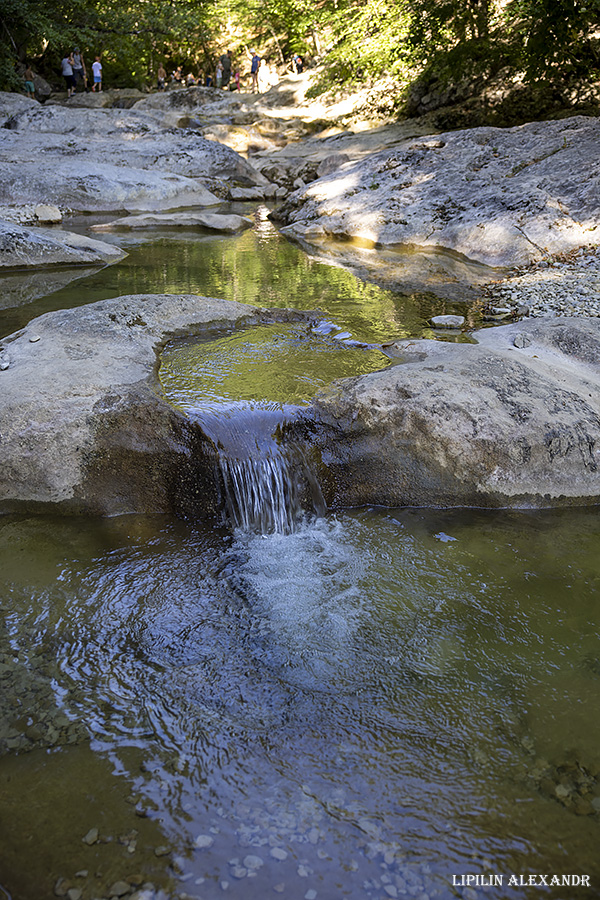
[270,847,288,861]
[29,334,41,343]
[230,866,248,879]
[194,834,214,849]
[430,315,465,329]
[243,854,264,870]
[108,881,131,897]
[82,827,99,845]
[481,245,600,319]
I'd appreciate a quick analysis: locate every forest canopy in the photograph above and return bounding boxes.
[1,0,599,104]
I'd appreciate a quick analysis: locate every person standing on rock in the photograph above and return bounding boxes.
[61,53,76,98]
[157,64,166,91]
[72,48,86,91]
[220,50,232,88]
[91,56,102,92]
[249,50,261,92]
[23,64,36,97]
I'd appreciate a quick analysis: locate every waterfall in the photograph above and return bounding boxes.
[189,402,325,534]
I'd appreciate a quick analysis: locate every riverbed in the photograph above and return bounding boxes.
[1,210,599,900]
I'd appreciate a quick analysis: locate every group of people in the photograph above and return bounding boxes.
[34,42,301,101]
[60,49,102,96]
[156,48,269,94]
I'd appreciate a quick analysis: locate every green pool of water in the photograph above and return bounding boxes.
[0,208,598,900]
[0,211,475,344]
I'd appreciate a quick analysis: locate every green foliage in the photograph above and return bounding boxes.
[305,0,416,97]
[1,0,599,101]
[505,0,600,77]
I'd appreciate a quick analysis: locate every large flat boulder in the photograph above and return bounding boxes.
[275,116,600,274]
[0,158,219,213]
[0,294,266,515]
[294,317,600,509]
[0,103,267,213]
[0,220,125,268]
[90,212,252,233]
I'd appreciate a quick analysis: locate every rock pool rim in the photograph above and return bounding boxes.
[1,295,600,518]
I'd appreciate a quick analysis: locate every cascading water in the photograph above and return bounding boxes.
[188,402,325,534]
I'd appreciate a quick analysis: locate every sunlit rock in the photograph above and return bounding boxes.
[90,212,253,233]
[275,116,600,271]
[296,317,600,509]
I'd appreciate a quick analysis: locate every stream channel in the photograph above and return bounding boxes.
[1,206,600,900]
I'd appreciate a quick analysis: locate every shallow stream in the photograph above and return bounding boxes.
[1,209,599,900]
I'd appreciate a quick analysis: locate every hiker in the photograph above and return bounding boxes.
[91,56,102,92]
[157,64,166,91]
[72,48,86,91]
[220,50,232,88]
[23,64,35,97]
[249,50,261,92]
[61,53,76,98]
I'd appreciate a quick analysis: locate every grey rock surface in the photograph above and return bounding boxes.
[294,317,600,509]
[90,212,253,233]
[275,116,600,273]
[0,220,126,268]
[0,91,38,126]
[0,294,264,515]
[0,98,266,212]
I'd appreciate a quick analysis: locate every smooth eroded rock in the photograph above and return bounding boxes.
[90,212,252,233]
[276,116,600,271]
[0,220,125,268]
[291,318,600,509]
[0,294,299,517]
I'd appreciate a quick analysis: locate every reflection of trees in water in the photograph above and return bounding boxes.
[0,228,474,343]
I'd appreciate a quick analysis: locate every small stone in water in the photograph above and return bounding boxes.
[82,827,99,845]
[108,882,131,897]
[305,891,318,900]
[430,315,465,329]
[66,890,82,900]
[194,834,214,849]
[243,855,264,870]
[270,847,288,861]
[154,845,170,857]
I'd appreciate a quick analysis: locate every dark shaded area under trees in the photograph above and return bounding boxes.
[1,0,600,126]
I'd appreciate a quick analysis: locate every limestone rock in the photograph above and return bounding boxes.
[0,220,125,268]
[90,212,253,233]
[430,314,465,328]
[34,204,62,224]
[0,158,219,214]
[0,91,38,126]
[0,294,277,516]
[0,103,267,213]
[275,116,600,271]
[292,318,600,509]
